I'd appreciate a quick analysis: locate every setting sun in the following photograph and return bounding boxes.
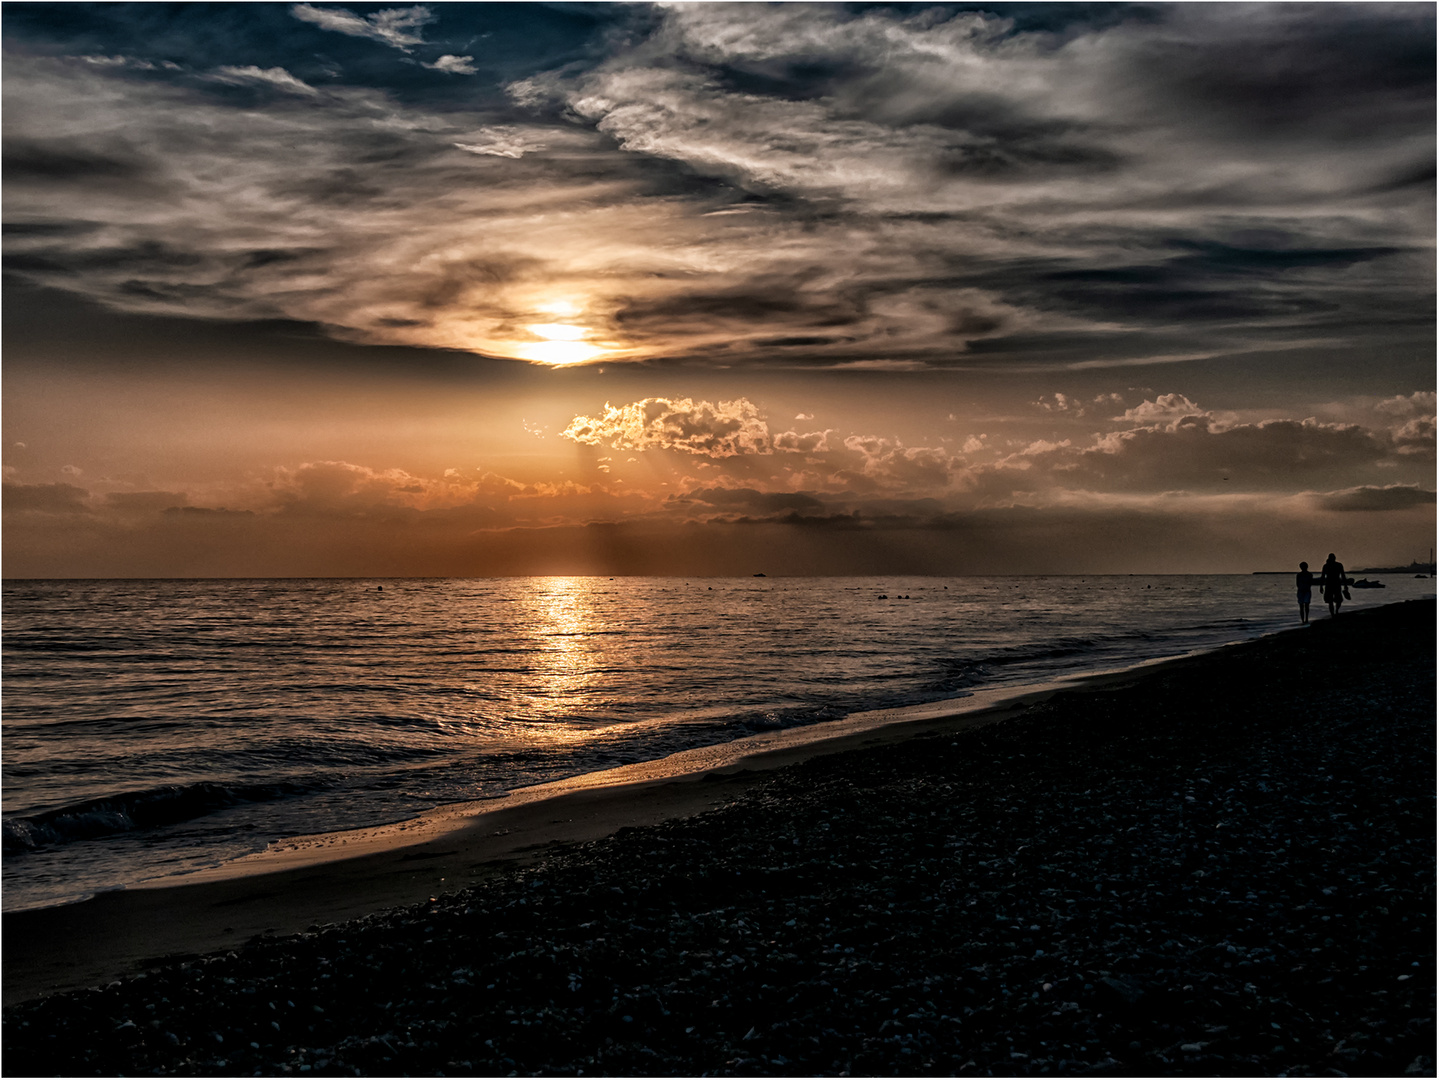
[513,315,609,364]
[526,322,587,341]
[513,339,608,365]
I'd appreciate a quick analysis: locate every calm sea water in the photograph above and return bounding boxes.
[3,575,1429,911]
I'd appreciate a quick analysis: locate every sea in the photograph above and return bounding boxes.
[3,574,1431,912]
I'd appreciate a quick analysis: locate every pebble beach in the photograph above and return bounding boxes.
[4,599,1434,1077]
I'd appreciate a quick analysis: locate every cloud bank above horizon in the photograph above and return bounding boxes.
[6,381,1433,575]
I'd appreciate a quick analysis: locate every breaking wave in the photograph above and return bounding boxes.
[3,781,311,854]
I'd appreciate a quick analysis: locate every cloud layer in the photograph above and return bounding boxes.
[4,3,1432,369]
[3,4,1433,577]
[7,378,1432,575]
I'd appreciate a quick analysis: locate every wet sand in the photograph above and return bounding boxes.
[4,599,1434,1076]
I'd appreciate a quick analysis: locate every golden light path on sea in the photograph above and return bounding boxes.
[494,577,647,745]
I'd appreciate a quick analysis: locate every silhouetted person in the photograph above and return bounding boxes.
[1320,552,1346,617]
[1296,561,1313,624]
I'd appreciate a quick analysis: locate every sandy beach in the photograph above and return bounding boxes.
[4,599,1433,1076]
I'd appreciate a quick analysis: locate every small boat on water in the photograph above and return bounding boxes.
[1350,578,1385,589]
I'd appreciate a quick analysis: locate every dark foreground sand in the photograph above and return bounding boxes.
[4,600,1433,1077]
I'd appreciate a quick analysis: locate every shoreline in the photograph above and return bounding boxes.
[2,601,1427,1008]
[3,599,1433,1075]
[3,617,1315,1004]
[0,662,1108,1004]
[4,579,1422,919]
[9,611,1303,911]
[144,665,1156,887]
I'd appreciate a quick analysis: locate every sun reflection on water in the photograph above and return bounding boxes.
[509,577,609,736]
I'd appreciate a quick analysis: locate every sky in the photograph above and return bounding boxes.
[3,1,1434,577]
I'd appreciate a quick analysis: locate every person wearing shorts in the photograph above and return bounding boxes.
[1295,561,1313,624]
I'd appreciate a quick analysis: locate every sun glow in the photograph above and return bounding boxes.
[511,307,612,364]
[514,339,608,365]
[527,322,587,341]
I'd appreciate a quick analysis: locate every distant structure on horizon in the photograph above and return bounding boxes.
[1357,557,1436,577]
[1254,553,1434,577]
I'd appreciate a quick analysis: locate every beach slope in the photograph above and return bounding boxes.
[4,600,1434,1075]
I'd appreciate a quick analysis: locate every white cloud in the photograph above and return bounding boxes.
[425,54,477,76]
[1392,416,1435,456]
[211,65,319,96]
[269,459,484,511]
[1118,393,1207,428]
[773,429,832,453]
[1319,483,1436,512]
[562,397,774,457]
[1371,392,1435,456]
[290,4,434,52]
[81,55,153,69]
[1375,391,1436,417]
[1035,392,1083,415]
[841,435,956,488]
[453,126,545,159]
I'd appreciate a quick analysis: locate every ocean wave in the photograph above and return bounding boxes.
[2,780,311,854]
[921,631,1186,693]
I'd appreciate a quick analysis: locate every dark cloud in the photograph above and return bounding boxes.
[1008,414,1392,494]
[1366,159,1437,195]
[104,491,188,513]
[237,247,326,270]
[162,505,256,518]
[4,3,1432,370]
[3,502,1426,577]
[1319,484,1436,513]
[2,481,92,514]
[753,335,854,348]
[1164,239,1409,275]
[9,239,205,276]
[1012,238,1424,331]
[2,137,155,186]
[1118,4,1435,139]
[2,220,104,238]
[612,287,866,337]
[671,487,827,517]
